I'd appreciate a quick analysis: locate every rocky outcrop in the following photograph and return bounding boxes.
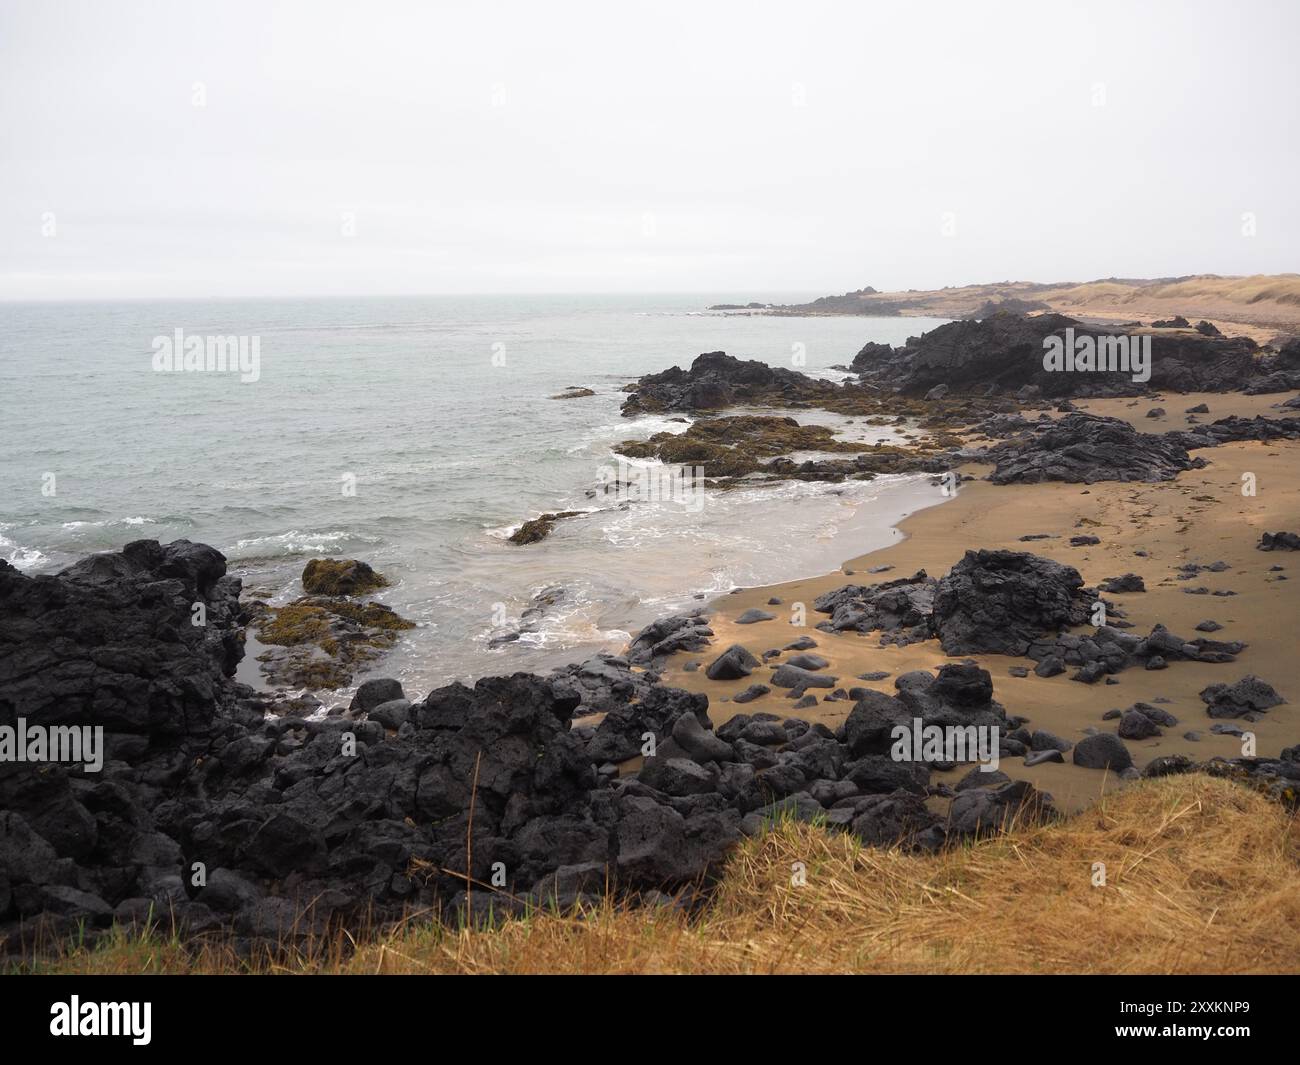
[1165,415,1300,450]
[248,596,414,690]
[0,543,743,950]
[508,511,584,545]
[985,414,1201,484]
[849,313,1263,399]
[245,558,413,691]
[612,413,958,484]
[4,537,1289,958]
[0,541,1078,956]
[931,550,1092,655]
[626,610,714,667]
[626,316,1288,428]
[0,539,245,741]
[620,352,842,416]
[812,570,937,644]
[549,653,659,714]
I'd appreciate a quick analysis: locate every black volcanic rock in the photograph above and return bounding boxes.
[947,780,1054,837]
[1199,675,1286,718]
[626,315,1272,419]
[3,535,1281,955]
[550,653,658,714]
[931,550,1091,655]
[1072,733,1134,771]
[842,664,1006,759]
[848,313,1261,399]
[0,539,245,739]
[986,414,1201,484]
[626,611,713,666]
[879,312,1082,397]
[0,542,753,948]
[1098,573,1145,593]
[1118,709,1162,739]
[620,351,840,416]
[586,685,711,762]
[1258,531,1300,552]
[849,341,894,373]
[706,644,760,681]
[1165,415,1300,450]
[848,793,943,850]
[812,570,937,643]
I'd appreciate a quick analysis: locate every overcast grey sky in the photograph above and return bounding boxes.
[1,0,1296,299]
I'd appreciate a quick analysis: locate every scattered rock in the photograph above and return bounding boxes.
[1030,730,1072,753]
[785,653,829,671]
[1072,733,1134,771]
[1258,532,1300,552]
[771,664,837,690]
[1199,675,1285,718]
[1098,573,1145,593]
[1118,710,1161,740]
[705,644,759,681]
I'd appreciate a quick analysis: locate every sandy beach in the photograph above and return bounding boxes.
[660,390,1300,811]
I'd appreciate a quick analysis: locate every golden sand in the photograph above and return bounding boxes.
[661,391,1300,811]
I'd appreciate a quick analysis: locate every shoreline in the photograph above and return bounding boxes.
[5,324,1300,966]
[661,390,1300,812]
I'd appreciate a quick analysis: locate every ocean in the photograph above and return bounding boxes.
[0,294,951,700]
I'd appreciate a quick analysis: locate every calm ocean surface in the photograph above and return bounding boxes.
[0,294,951,700]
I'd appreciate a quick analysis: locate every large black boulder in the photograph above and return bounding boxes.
[931,550,1091,655]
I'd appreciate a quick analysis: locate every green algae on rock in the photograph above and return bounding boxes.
[249,596,415,690]
[615,414,958,484]
[508,510,584,545]
[301,558,389,596]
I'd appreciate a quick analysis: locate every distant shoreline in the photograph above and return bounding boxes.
[711,273,1300,343]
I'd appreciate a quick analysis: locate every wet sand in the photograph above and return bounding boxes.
[659,391,1300,811]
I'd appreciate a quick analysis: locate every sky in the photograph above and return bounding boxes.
[1,0,1296,299]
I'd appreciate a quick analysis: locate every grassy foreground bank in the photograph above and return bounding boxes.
[15,774,1299,975]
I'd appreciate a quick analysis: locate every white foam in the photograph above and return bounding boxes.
[229,529,381,555]
[0,532,49,571]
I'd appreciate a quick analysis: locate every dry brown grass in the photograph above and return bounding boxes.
[19,774,1300,975]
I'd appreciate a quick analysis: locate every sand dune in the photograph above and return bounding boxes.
[770,274,1300,342]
